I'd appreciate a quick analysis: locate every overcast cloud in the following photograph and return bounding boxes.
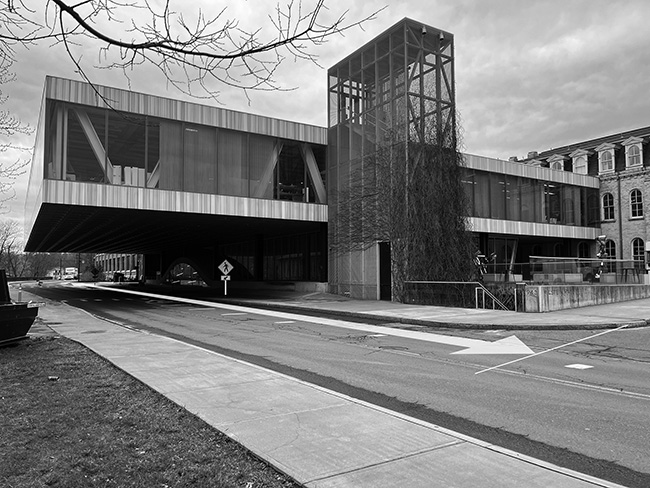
[3,0,650,227]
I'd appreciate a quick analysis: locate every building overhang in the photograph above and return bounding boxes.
[463,153,600,188]
[468,217,599,240]
[24,180,327,253]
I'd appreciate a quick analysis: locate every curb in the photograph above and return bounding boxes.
[215,299,650,331]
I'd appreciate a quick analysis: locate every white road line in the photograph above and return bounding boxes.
[475,323,633,375]
[565,364,594,370]
[275,321,295,324]
[90,285,530,354]
[495,367,650,401]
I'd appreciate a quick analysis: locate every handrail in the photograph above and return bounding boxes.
[474,282,509,311]
[403,281,515,311]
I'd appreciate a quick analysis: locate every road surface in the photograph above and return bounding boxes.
[24,282,650,488]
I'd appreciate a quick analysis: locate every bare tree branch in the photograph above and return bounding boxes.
[0,55,32,212]
[0,1,384,101]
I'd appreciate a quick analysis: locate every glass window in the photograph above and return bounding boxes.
[562,197,575,224]
[107,111,147,180]
[605,240,616,259]
[627,145,641,167]
[550,161,563,171]
[520,180,539,223]
[573,156,587,174]
[474,171,490,218]
[631,189,643,218]
[586,192,600,227]
[185,125,217,194]
[602,193,615,221]
[604,239,616,272]
[65,107,107,183]
[158,120,184,191]
[505,175,521,221]
[632,238,645,262]
[545,183,561,223]
[461,169,475,216]
[600,150,613,173]
[578,242,589,258]
[146,119,160,184]
[489,173,506,219]
[275,144,305,202]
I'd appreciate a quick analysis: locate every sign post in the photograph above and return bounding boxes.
[218,260,233,296]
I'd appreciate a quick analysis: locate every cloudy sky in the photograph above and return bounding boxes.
[3,0,650,228]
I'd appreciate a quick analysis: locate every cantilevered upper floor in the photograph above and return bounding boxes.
[24,77,328,253]
[463,153,601,240]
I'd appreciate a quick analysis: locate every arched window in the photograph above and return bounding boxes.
[630,189,643,218]
[577,242,589,258]
[550,161,563,171]
[600,151,613,172]
[604,239,616,272]
[604,240,616,259]
[632,238,645,262]
[602,193,615,221]
[627,145,641,167]
[573,156,587,174]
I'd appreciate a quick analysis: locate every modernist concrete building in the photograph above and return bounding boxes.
[25,18,608,300]
[25,77,329,285]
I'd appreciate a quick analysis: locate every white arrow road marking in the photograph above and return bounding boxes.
[450,335,533,355]
[91,286,533,355]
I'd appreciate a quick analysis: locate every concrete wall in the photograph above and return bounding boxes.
[525,283,650,312]
[328,247,380,300]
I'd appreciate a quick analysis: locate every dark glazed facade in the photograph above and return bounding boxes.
[25,77,329,284]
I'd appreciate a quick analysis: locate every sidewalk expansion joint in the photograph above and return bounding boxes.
[304,439,466,485]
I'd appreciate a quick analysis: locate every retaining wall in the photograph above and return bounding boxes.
[525,283,650,312]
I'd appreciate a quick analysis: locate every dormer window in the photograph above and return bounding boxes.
[622,136,644,169]
[574,156,587,174]
[569,148,591,175]
[628,145,641,165]
[595,142,617,174]
[547,154,568,172]
[601,151,613,171]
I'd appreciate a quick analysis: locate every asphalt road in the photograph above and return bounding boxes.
[24,282,650,488]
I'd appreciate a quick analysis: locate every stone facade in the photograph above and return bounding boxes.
[599,168,650,261]
[521,126,650,266]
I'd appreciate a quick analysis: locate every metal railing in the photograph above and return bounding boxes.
[469,257,647,285]
[404,281,522,311]
[529,256,646,284]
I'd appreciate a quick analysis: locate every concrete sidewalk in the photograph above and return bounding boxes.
[22,289,629,488]
[219,291,650,331]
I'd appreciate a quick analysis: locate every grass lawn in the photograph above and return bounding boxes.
[0,332,302,488]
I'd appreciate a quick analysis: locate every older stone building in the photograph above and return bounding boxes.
[520,126,650,273]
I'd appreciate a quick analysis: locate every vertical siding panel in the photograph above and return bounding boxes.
[46,76,327,144]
